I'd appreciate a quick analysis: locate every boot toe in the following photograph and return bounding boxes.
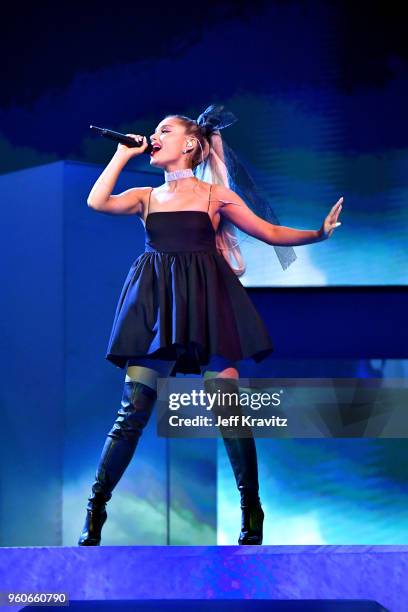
[78,534,101,546]
[238,532,263,545]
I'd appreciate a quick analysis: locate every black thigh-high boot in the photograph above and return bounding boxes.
[204,376,264,545]
[78,380,157,545]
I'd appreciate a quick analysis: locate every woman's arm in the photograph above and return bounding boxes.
[87,135,150,215]
[216,185,343,246]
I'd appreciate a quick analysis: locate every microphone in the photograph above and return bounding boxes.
[89,125,153,155]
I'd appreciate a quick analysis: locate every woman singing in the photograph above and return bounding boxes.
[78,104,343,546]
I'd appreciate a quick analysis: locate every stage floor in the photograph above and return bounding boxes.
[1,545,406,611]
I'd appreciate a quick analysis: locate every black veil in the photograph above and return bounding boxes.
[193,104,297,271]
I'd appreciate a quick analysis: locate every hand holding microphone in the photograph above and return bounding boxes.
[89,125,153,159]
[116,134,150,160]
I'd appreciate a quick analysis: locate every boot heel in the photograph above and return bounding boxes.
[238,501,264,545]
[78,507,108,546]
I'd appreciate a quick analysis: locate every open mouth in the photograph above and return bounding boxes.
[150,144,162,156]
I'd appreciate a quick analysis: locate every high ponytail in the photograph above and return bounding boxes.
[168,114,246,277]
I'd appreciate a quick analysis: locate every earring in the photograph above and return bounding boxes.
[183,140,194,154]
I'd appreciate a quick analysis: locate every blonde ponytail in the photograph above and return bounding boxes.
[195,131,246,277]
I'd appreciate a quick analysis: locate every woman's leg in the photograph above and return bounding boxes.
[78,356,176,546]
[202,356,264,545]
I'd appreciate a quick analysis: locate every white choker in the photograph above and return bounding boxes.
[164,168,194,182]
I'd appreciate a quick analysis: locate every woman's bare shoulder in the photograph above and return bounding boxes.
[210,183,239,204]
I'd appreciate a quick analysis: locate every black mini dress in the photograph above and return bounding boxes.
[105,184,274,375]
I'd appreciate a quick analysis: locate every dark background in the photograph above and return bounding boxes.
[1,0,408,171]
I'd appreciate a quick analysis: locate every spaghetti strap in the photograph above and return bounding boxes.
[207,184,212,212]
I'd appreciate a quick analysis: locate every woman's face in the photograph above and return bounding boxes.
[149,117,191,169]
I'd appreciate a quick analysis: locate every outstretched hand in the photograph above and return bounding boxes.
[319,197,343,240]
